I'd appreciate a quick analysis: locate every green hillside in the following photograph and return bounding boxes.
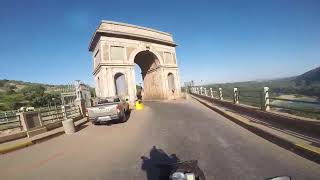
[0,79,96,111]
[0,79,62,111]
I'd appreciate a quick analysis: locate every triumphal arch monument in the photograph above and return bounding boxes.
[88,21,181,103]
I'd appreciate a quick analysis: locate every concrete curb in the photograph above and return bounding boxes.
[191,95,320,164]
[0,119,89,155]
[0,140,33,154]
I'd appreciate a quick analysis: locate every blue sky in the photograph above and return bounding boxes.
[0,0,319,86]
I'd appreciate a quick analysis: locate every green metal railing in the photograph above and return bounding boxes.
[0,105,82,131]
[0,114,22,131]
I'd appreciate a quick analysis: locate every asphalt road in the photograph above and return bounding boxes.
[1,99,320,180]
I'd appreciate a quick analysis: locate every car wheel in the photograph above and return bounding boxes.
[92,121,99,125]
[121,112,127,123]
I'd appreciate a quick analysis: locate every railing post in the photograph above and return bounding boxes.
[200,87,203,95]
[62,105,67,119]
[260,91,264,110]
[210,88,213,98]
[18,115,23,131]
[5,112,8,125]
[233,88,239,104]
[204,87,207,96]
[264,87,270,111]
[219,88,223,100]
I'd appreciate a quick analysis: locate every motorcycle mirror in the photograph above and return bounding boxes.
[140,156,147,160]
[267,176,291,180]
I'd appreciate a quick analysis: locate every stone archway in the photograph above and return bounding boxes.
[167,73,176,99]
[134,50,164,100]
[114,72,127,96]
[168,73,175,91]
[89,20,181,104]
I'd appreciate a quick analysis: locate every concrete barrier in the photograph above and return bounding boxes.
[46,121,63,131]
[0,115,84,144]
[0,118,89,154]
[0,131,27,144]
[191,93,320,138]
[62,119,76,134]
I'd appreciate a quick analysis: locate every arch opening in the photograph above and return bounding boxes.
[134,50,163,100]
[168,73,175,93]
[114,72,127,97]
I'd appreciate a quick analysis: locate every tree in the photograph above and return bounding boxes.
[4,83,17,95]
[2,93,27,110]
[0,80,6,87]
[90,88,96,98]
[21,85,45,101]
[33,93,61,107]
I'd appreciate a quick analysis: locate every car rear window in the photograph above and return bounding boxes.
[98,97,120,104]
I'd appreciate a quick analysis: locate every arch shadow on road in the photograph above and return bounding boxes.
[141,146,180,180]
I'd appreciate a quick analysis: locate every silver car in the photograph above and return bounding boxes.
[86,96,129,125]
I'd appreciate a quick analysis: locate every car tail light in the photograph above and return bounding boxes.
[116,105,121,113]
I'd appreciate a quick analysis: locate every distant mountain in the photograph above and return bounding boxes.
[294,66,320,86]
[204,66,320,98]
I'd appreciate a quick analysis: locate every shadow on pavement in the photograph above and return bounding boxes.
[141,146,180,180]
[76,124,89,132]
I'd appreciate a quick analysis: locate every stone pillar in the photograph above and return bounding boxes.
[127,67,136,106]
[204,88,207,96]
[62,119,76,134]
[106,67,115,97]
[233,88,239,104]
[210,88,213,98]
[219,88,223,100]
[61,105,67,119]
[264,87,270,111]
[175,70,182,98]
[18,112,47,137]
[74,99,86,117]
